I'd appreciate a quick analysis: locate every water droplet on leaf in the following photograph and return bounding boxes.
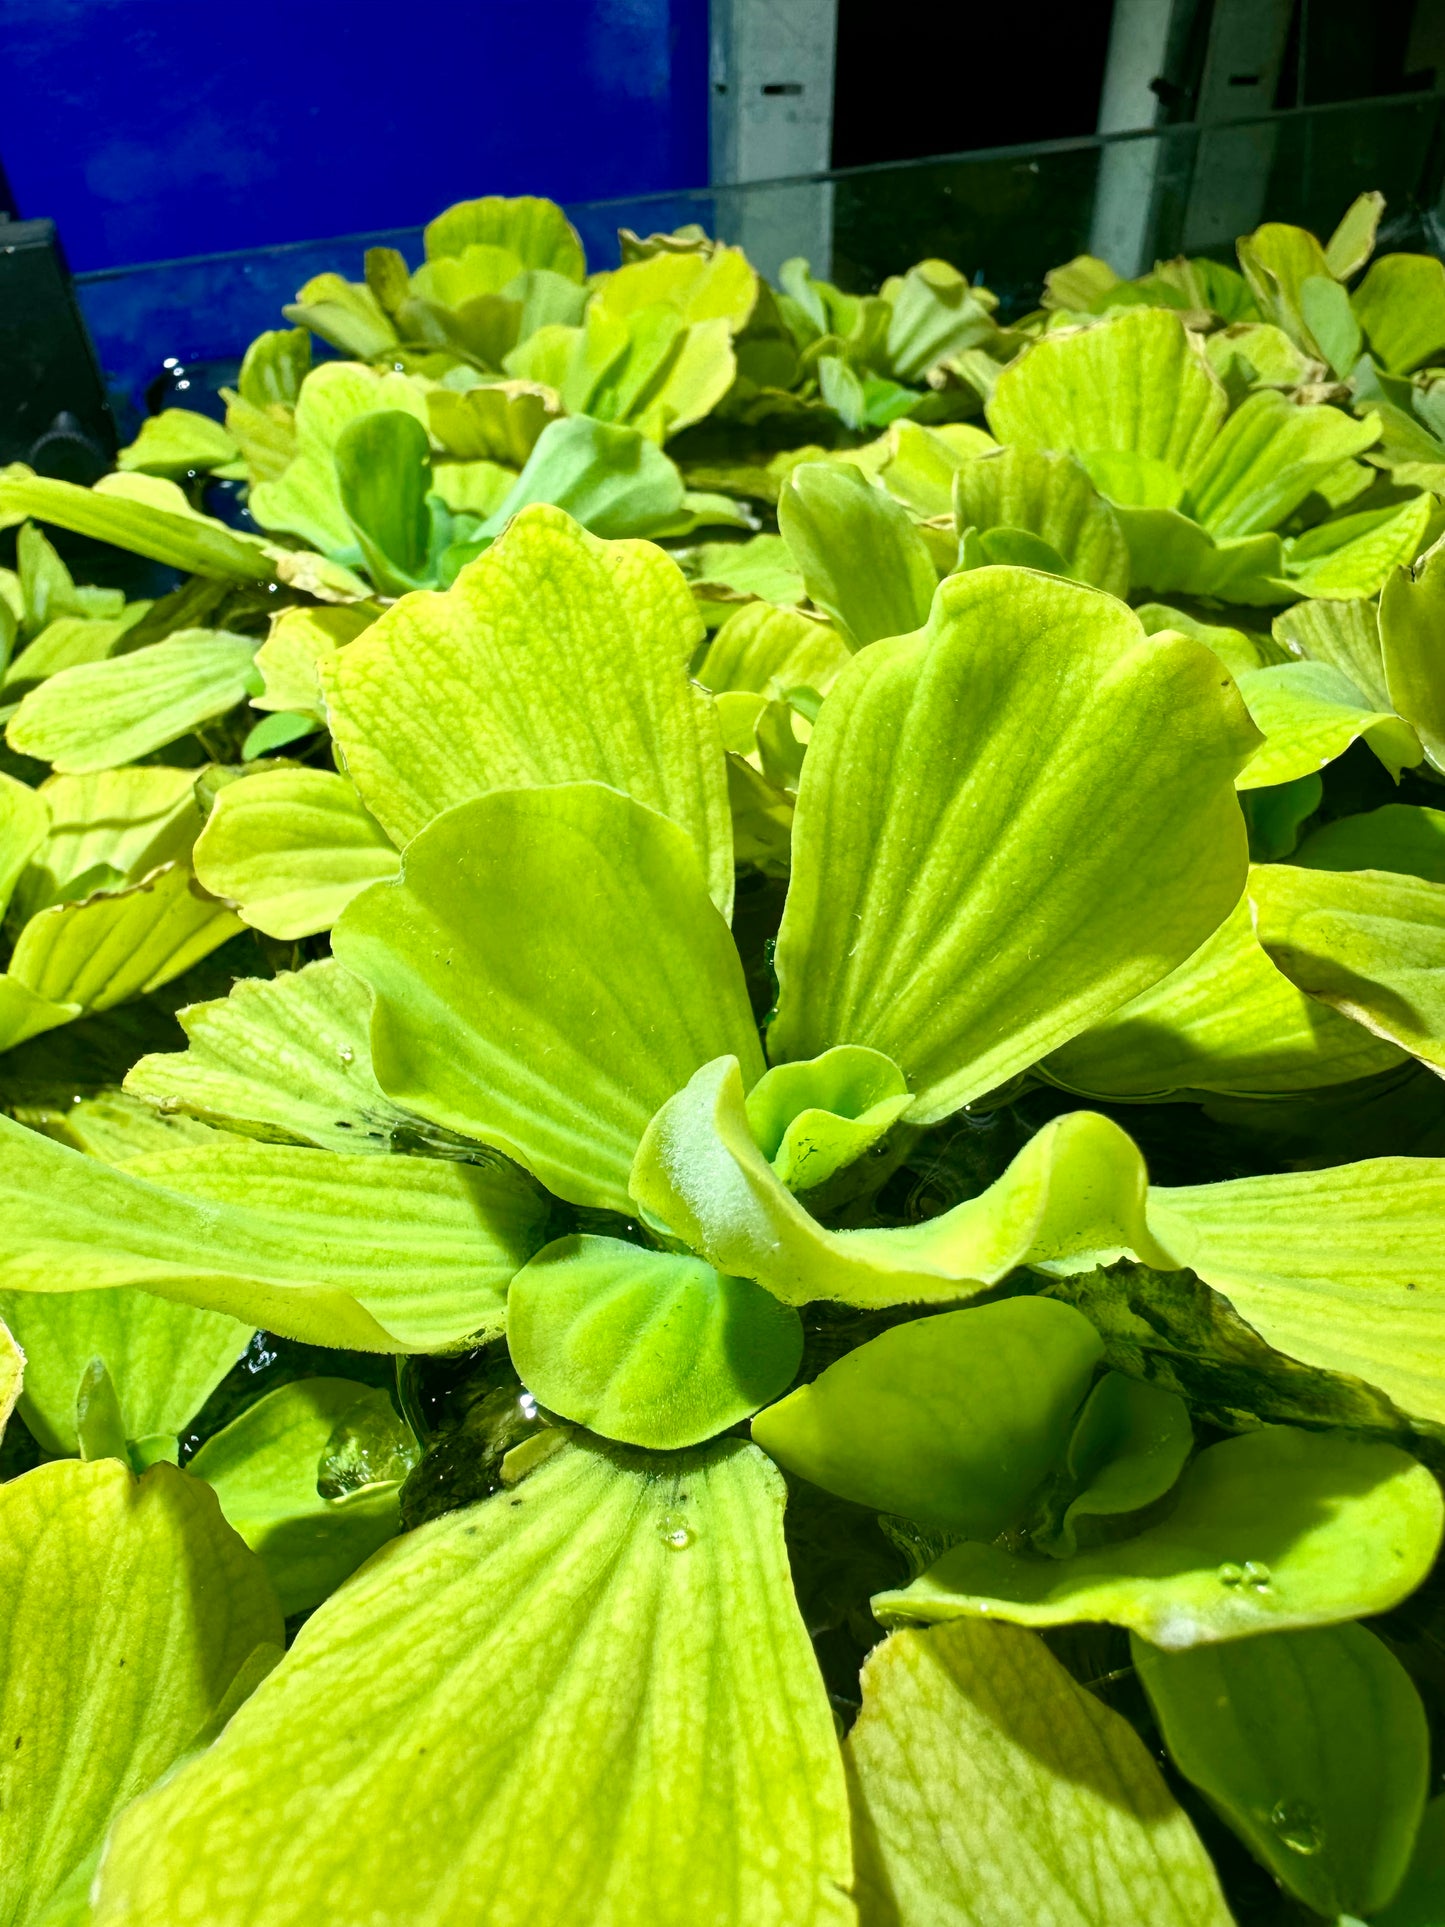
[338,1045,355,1065]
[1242,1560,1271,1590]
[1269,1800,1324,1855]
[1216,1562,1245,1587]
[659,1512,694,1550]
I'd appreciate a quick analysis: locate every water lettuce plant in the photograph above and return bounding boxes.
[2,187,1445,1925]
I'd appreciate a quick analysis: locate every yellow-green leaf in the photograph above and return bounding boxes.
[847,1620,1232,1927]
[0,1458,282,1927]
[92,1440,852,1927]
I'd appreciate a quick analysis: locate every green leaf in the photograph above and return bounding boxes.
[507,1234,802,1448]
[876,418,996,516]
[0,1116,548,1351]
[473,416,687,541]
[1300,274,1363,377]
[4,607,149,698]
[0,1286,249,1457]
[987,307,1226,478]
[251,600,376,720]
[192,768,399,940]
[1297,801,1445,880]
[1275,594,1390,709]
[1381,534,1445,770]
[633,1060,1173,1308]
[0,1314,20,1448]
[777,461,937,649]
[699,602,848,699]
[1053,1372,1193,1553]
[1237,223,1334,353]
[1148,1159,1445,1425]
[1135,1623,1428,1917]
[1354,254,1445,374]
[1285,493,1433,601]
[335,786,763,1213]
[744,1045,911,1193]
[237,326,310,408]
[846,1620,1232,1927]
[0,1457,282,1927]
[323,504,732,912]
[1234,659,1422,786]
[283,273,399,359]
[1046,890,1406,1096]
[875,1427,1443,1647]
[0,768,49,922]
[1115,507,1286,604]
[188,1379,413,1615]
[241,710,316,759]
[1325,190,1385,279]
[0,978,78,1054]
[14,765,202,921]
[1185,390,1379,538]
[16,1087,215,1161]
[0,474,271,581]
[333,410,434,594]
[116,409,241,478]
[1375,1796,1445,1927]
[752,1296,1101,1533]
[7,630,258,772]
[768,566,1258,1118]
[952,446,1129,595]
[688,533,804,606]
[125,958,417,1154]
[1251,859,1445,1073]
[424,194,586,279]
[92,1439,852,1927]
[8,861,241,1015]
[74,1355,130,1462]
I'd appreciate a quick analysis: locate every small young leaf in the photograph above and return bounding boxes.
[507,1235,803,1449]
[752,1297,1102,1533]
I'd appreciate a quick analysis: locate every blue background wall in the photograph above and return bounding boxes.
[0,0,710,271]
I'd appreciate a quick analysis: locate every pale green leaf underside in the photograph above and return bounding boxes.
[0,769,49,924]
[0,474,272,581]
[0,1286,250,1457]
[14,765,201,925]
[777,461,937,650]
[1275,595,1390,711]
[335,785,763,1214]
[1046,891,1406,1096]
[631,1060,1176,1308]
[0,1459,282,1927]
[93,1440,853,1927]
[0,1116,547,1352]
[507,1234,803,1448]
[769,566,1258,1118]
[1134,1624,1428,1918]
[876,1427,1443,1647]
[1149,1159,1445,1423]
[7,632,258,773]
[188,1379,406,1616]
[1251,861,1445,1073]
[322,503,733,916]
[125,958,417,1154]
[192,768,399,940]
[847,1620,1232,1927]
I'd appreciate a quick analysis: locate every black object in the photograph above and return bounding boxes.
[0,215,116,482]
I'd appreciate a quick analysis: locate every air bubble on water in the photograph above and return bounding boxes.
[1216,1562,1245,1587]
[1269,1800,1324,1856]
